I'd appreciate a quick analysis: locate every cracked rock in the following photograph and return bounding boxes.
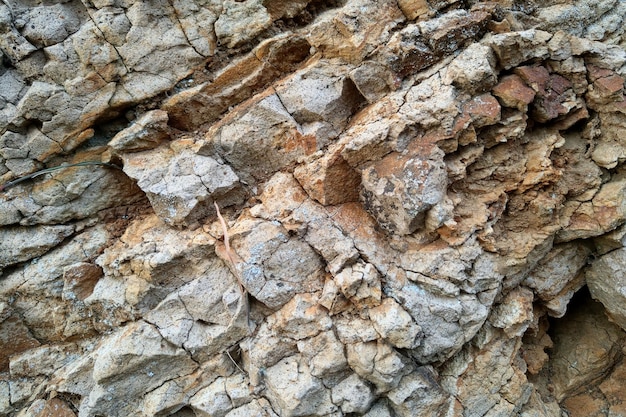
[231,219,325,309]
[123,144,244,227]
[361,144,447,235]
[81,321,197,417]
[264,354,337,417]
[586,247,626,331]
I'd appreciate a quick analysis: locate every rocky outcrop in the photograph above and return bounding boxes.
[1,0,626,416]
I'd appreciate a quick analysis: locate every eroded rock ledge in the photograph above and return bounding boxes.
[1,0,626,416]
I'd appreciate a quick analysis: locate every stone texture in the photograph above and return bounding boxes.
[586,248,626,331]
[122,143,245,226]
[360,143,447,235]
[548,295,626,401]
[3,0,626,416]
[0,224,74,269]
[108,110,170,153]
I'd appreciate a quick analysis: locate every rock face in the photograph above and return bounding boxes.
[1,0,626,416]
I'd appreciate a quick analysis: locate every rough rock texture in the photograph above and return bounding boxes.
[1,0,626,416]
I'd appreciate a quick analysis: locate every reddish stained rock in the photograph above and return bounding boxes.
[594,74,625,97]
[62,262,103,301]
[0,315,41,372]
[514,65,550,92]
[462,93,501,128]
[492,74,536,112]
[587,64,616,82]
[294,149,361,206]
[549,73,572,95]
[27,398,77,417]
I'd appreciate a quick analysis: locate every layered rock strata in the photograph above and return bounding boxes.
[1,0,626,416]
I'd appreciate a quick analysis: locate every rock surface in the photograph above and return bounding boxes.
[1,0,626,416]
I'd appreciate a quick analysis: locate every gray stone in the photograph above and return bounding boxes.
[334,261,382,308]
[586,247,626,331]
[123,144,244,226]
[0,224,74,269]
[214,0,272,49]
[275,59,366,145]
[232,219,325,309]
[369,298,422,349]
[9,344,79,378]
[360,145,447,235]
[204,92,309,184]
[443,43,497,94]
[264,355,337,417]
[346,340,411,392]
[331,374,374,414]
[21,3,85,48]
[386,367,449,417]
[108,110,170,152]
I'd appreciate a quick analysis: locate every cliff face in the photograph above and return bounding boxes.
[1,0,625,416]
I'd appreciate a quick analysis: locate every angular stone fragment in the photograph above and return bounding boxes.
[268,293,332,340]
[294,148,361,206]
[418,10,491,56]
[492,74,536,112]
[0,313,41,372]
[297,331,348,378]
[123,145,244,226]
[108,110,170,152]
[524,243,590,317]
[349,61,395,102]
[331,374,375,414]
[382,25,437,78]
[144,261,248,362]
[549,296,626,401]
[489,287,534,338]
[275,59,366,144]
[369,298,421,349]
[264,355,337,416]
[0,224,74,269]
[62,262,102,302]
[460,93,501,128]
[21,3,85,48]
[81,321,198,417]
[9,344,78,378]
[334,261,382,308]
[487,29,553,70]
[386,368,450,417]
[203,92,314,184]
[444,43,497,94]
[586,247,626,331]
[165,34,311,130]
[214,0,272,49]
[346,340,411,392]
[305,0,404,63]
[360,144,447,235]
[0,128,62,163]
[22,398,77,417]
[91,215,218,325]
[558,173,626,241]
[19,157,141,226]
[397,0,430,20]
